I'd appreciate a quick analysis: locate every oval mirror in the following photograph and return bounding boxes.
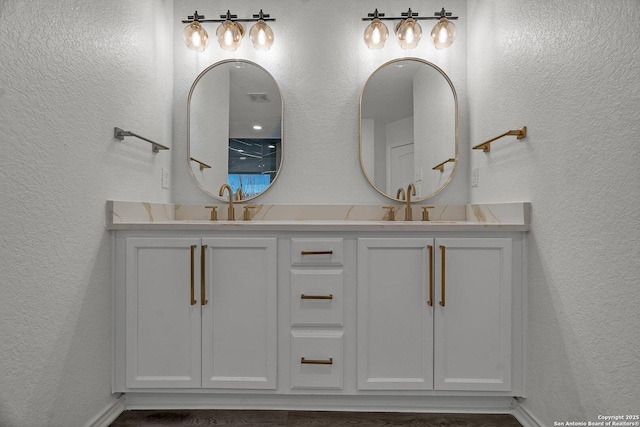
[188,59,283,201]
[360,58,457,201]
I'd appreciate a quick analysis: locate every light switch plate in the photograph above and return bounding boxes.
[162,168,170,189]
[471,167,479,187]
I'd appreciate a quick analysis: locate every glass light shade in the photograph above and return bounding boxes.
[183,22,209,52]
[431,18,456,49]
[395,18,422,50]
[216,20,244,51]
[250,20,274,51]
[363,18,389,49]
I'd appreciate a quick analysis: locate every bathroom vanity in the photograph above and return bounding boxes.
[109,201,528,411]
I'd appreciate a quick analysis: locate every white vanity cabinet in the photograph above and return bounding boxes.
[357,237,514,392]
[112,226,524,408]
[114,234,277,391]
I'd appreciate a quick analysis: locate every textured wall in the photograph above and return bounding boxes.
[172,0,469,205]
[468,1,640,424]
[0,1,174,426]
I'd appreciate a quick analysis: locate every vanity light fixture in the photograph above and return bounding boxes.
[363,9,389,49]
[362,7,458,50]
[217,11,244,51]
[431,8,457,49]
[395,9,422,50]
[249,10,275,51]
[183,12,209,52]
[182,10,275,52]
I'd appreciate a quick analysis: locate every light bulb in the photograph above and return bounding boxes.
[183,21,209,52]
[363,18,389,49]
[395,18,422,50]
[216,20,244,51]
[250,20,274,50]
[431,18,456,49]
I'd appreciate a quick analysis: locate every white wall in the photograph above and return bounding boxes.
[0,1,174,426]
[172,0,469,204]
[468,1,640,425]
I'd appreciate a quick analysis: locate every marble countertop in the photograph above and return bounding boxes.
[107,201,530,232]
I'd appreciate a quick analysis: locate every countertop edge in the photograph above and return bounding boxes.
[107,222,530,232]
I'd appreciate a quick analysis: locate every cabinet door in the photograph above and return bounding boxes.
[357,238,434,390]
[201,237,277,389]
[125,237,202,388]
[434,238,512,391]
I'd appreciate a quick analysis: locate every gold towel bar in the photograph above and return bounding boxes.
[190,157,211,170]
[473,126,527,152]
[432,158,455,172]
[114,127,169,153]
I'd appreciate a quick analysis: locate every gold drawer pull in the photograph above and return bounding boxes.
[301,250,333,255]
[301,294,333,300]
[190,245,197,305]
[301,357,333,365]
[439,245,446,307]
[201,245,208,306]
[427,245,434,307]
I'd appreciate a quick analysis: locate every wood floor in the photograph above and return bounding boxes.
[110,409,523,426]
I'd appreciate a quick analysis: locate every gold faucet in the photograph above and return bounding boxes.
[405,184,416,221]
[218,184,235,220]
[396,187,406,201]
[235,188,244,201]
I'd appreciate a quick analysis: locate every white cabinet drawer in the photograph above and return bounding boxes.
[290,238,343,266]
[291,270,343,326]
[291,332,343,390]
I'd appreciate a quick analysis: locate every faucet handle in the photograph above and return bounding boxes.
[382,206,397,221]
[243,205,256,221]
[422,206,435,221]
[205,205,218,221]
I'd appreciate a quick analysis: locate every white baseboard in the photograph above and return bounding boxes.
[122,393,515,414]
[512,400,545,427]
[85,396,126,427]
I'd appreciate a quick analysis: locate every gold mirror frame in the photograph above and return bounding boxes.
[187,59,284,202]
[359,57,458,202]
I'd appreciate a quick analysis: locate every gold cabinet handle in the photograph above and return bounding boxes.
[201,245,208,305]
[427,245,434,306]
[301,250,333,255]
[301,357,333,365]
[190,245,197,305]
[301,294,333,300]
[439,245,446,307]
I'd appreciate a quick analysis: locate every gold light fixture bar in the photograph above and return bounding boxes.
[473,126,527,152]
[190,157,211,170]
[432,158,455,172]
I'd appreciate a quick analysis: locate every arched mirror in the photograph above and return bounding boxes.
[188,59,283,201]
[360,58,457,201]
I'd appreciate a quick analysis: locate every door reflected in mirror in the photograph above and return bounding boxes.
[360,58,457,201]
[188,60,283,201]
